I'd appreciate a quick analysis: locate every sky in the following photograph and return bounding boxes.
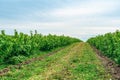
[0,0,120,41]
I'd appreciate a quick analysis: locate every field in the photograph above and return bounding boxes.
[0,30,120,80]
[0,42,111,80]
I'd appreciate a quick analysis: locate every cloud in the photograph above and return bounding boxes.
[49,0,119,17]
[0,0,120,41]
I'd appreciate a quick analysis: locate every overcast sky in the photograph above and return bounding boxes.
[0,0,120,41]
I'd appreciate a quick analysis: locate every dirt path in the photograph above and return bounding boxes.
[93,47,120,80]
[28,42,111,80]
[29,43,82,80]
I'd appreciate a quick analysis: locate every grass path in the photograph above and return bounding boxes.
[0,42,112,80]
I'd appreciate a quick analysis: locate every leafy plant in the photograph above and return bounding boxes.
[87,30,120,65]
[9,55,26,64]
[0,30,81,64]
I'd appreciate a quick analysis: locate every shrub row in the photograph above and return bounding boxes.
[87,30,120,65]
[0,30,81,64]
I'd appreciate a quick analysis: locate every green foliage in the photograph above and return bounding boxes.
[87,30,120,65]
[0,30,81,64]
[9,55,26,64]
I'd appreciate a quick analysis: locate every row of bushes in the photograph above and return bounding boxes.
[0,30,81,64]
[87,30,120,65]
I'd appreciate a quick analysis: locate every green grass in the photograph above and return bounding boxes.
[0,42,112,80]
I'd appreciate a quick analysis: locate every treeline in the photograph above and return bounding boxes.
[0,30,81,64]
[87,30,120,65]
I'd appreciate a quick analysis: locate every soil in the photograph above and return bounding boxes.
[93,47,120,80]
[0,48,64,76]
